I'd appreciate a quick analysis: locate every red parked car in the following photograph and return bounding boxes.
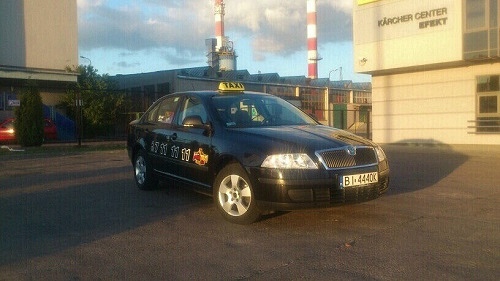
[0,118,58,143]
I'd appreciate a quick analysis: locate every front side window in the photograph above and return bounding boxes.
[176,96,207,126]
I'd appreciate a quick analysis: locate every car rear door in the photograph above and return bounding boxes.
[145,95,182,176]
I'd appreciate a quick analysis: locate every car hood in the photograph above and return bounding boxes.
[228,125,375,153]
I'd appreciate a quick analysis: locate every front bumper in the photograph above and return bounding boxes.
[249,162,390,211]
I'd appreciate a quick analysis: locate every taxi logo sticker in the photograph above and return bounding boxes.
[193,148,208,166]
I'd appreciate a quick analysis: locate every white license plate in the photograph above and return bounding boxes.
[342,172,378,188]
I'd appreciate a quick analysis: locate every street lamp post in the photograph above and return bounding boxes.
[328,67,343,83]
[76,91,82,147]
[76,55,91,147]
[80,55,92,65]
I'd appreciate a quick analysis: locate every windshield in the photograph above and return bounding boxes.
[211,93,318,128]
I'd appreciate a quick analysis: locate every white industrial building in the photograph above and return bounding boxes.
[353,0,500,145]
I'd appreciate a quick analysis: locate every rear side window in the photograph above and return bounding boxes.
[157,96,181,124]
[145,95,181,124]
[145,104,160,123]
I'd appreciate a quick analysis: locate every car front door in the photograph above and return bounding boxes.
[168,95,213,190]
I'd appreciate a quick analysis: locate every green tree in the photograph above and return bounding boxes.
[61,65,131,138]
[14,82,44,147]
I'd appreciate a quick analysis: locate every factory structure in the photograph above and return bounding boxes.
[204,0,320,79]
[1,0,498,144]
[307,0,321,79]
[0,0,372,140]
[206,0,237,72]
[113,0,372,135]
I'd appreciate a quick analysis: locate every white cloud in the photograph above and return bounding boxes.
[78,0,353,66]
[321,0,353,14]
[77,0,106,11]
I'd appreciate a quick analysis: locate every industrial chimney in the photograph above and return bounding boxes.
[214,0,225,51]
[208,0,237,72]
[307,0,320,79]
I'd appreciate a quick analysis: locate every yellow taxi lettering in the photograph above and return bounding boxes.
[218,82,245,92]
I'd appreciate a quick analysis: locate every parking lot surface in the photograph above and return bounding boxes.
[0,142,499,280]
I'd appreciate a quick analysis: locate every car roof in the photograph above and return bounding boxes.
[142,90,273,121]
[152,91,271,105]
[174,90,270,96]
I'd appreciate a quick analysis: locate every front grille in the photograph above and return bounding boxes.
[316,146,377,170]
[287,179,388,204]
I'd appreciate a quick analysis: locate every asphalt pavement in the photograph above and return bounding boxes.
[0,142,498,280]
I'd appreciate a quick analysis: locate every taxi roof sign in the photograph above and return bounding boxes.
[218,82,245,93]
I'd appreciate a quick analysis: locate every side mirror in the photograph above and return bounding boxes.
[182,115,213,136]
[182,115,204,128]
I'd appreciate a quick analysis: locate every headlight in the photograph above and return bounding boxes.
[375,146,387,162]
[261,154,318,169]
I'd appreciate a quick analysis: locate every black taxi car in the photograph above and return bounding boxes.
[127,82,389,224]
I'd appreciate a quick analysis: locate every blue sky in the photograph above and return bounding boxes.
[77,0,370,82]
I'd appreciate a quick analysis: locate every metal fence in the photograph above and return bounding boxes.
[2,105,373,143]
[467,118,500,134]
[321,109,372,140]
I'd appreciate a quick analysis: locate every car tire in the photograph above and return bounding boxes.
[213,163,261,224]
[134,149,158,190]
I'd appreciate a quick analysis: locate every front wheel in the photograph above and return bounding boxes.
[134,149,158,190]
[213,163,261,224]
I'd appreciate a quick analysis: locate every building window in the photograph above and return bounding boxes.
[353,91,372,104]
[0,92,18,111]
[158,82,170,96]
[475,75,500,132]
[0,93,4,111]
[330,90,348,104]
[300,88,325,120]
[479,95,498,113]
[464,0,500,59]
[266,86,296,98]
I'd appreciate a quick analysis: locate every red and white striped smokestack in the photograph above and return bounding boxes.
[215,0,225,51]
[307,0,318,79]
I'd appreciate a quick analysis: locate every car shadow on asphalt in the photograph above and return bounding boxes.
[0,142,471,266]
[383,142,469,195]
[0,168,213,266]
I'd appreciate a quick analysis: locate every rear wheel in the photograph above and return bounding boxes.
[213,163,261,224]
[134,149,158,190]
